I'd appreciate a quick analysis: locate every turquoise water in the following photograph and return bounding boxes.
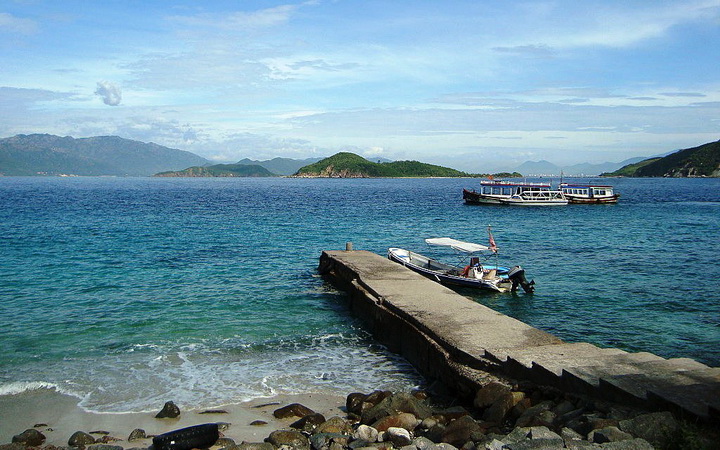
[1,176,718,413]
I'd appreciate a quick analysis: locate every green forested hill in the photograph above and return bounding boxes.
[602,140,720,177]
[155,163,275,177]
[294,152,473,177]
[600,158,662,177]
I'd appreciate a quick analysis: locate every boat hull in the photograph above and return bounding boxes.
[565,194,619,204]
[462,189,505,205]
[500,197,568,206]
[388,248,509,292]
[463,188,568,206]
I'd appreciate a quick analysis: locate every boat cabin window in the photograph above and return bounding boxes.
[481,186,514,195]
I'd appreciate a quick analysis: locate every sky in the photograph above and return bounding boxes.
[1,0,719,172]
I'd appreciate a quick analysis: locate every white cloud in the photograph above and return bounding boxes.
[0,12,37,35]
[167,5,297,31]
[94,81,122,106]
[552,1,720,48]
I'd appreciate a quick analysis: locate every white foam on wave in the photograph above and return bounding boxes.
[0,380,82,399]
[5,333,423,414]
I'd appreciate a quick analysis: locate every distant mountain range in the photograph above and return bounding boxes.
[0,134,210,176]
[513,157,648,177]
[602,140,720,177]
[235,157,323,176]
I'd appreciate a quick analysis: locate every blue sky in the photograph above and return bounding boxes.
[1,0,719,172]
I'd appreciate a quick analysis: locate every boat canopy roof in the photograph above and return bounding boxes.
[425,237,490,253]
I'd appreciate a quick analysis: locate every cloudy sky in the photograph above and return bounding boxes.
[1,0,719,172]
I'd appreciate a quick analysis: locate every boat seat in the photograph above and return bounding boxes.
[483,269,497,280]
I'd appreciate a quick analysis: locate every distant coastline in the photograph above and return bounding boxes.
[2,134,717,178]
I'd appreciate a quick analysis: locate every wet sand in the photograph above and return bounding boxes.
[0,389,346,447]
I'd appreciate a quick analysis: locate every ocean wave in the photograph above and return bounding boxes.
[0,380,81,398]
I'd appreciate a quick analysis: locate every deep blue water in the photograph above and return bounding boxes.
[0,176,718,412]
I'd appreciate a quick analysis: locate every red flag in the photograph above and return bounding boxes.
[488,226,498,253]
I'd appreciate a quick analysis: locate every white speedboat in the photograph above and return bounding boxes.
[463,180,567,206]
[388,237,534,293]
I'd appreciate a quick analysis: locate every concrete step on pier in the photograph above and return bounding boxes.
[319,249,720,423]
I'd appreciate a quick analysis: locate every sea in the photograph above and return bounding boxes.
[1,176,719,414]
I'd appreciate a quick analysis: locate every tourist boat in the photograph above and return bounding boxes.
[463,180,568,206]
[559,183,619,204]
[387,236,534,293]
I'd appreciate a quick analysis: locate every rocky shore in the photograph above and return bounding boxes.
[3,380,717,450]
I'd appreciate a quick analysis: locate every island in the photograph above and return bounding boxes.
[154,163,275,177]
[292,152,520,178]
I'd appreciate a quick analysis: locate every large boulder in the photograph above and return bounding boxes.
[264,430,309,449]
[618,411,679,448]
[360,393,432,424]
[127,429,146,441]
[352,424,379,443]
[68,431,96,447]
[474,382,512,409]
[385,427,412,447]
[371,412,420,432]
[483,391,525,423]
[155,401,181,418]
[589,426,634,444]
[272,403,315,419]
[314,416,352,435]
[346,392,367,415]
[290,413,326,432]
[12,429,45,447]
[309,432,350,450]
[441,416,482,448]
[514,400,554,428]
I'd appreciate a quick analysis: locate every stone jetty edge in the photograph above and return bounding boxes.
[317,249,720,424]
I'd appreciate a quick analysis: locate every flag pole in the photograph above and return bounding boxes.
[487,224,498,269]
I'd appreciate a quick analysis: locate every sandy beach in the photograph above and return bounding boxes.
[0,389,347,447]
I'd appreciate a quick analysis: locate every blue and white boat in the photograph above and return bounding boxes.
[463,179,568,206]
[559,183,619,204]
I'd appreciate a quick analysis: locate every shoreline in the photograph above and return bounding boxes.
[0,389,346,448]
[4,384,717,449]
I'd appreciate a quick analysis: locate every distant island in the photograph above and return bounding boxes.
[292,152,520,178]
[602,140,720,177]
[155,163,275,177]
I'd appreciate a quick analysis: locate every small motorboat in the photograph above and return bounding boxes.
[387,236,534,293]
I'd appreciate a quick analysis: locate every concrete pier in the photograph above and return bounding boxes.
[319,249,720,423]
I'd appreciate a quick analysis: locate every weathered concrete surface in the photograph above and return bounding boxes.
[319,249,720,423]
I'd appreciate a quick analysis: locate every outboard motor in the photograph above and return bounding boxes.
[508,266,535,293]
